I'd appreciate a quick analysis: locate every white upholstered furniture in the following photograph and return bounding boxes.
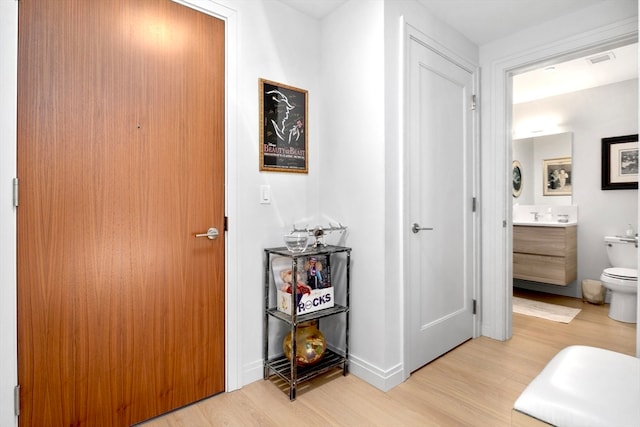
[512,345,640,427]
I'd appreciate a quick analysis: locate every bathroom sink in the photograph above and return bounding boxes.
[512,205,578,227]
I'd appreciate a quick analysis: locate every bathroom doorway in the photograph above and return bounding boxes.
[508,40,638,344]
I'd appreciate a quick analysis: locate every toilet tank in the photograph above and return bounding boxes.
[604,236,638,269]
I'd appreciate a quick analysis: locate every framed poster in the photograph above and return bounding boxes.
[602,134,639,190]
[542,157,572,196]
[259,78,308,173]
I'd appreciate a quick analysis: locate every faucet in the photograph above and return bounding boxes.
[530,212,541,221]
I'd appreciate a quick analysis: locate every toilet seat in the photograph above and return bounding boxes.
[602,267,637,281]
[601,268,638,293]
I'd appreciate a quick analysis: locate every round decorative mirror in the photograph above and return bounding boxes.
[512,160,523,198]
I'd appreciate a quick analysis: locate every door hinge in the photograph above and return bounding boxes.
[224,216,228,232]
[13,178,18,207]
[14,385,20,417]
[472,197,477,212]
[472,299,477,315]
[471,94,477,110]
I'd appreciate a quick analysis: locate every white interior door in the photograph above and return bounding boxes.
[406,34,476,373]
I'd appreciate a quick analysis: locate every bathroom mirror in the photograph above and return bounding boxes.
[512,132,573,205]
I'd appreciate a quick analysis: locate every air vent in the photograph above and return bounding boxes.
[586,52,615,65]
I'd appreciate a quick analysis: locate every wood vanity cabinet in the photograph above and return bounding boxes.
[513,225,577,285]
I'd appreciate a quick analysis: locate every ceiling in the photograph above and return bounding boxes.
[513,43,638,104]
[277,0,638,101]
[277,0,618,45]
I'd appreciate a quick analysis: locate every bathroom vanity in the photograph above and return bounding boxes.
[513,224,577,285]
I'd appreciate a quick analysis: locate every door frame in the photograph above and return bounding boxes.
[2,2,239,425]
[0,2,18,426]
[481,16,638,349]
[401,21,481,380]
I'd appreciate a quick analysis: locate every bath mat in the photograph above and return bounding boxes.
[513,297,581,323]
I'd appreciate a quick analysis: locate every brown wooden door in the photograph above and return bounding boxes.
[16,1,225,425]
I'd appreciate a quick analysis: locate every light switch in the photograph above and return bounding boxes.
[260,185,271,204]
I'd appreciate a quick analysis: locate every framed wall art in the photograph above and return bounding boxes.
[259,78,308,173]
[601,134,639,190]
[512,160,523,198]
[543,157,572,196]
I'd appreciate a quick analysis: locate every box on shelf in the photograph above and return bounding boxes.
[272,255,334,315]
[276,287,334,315]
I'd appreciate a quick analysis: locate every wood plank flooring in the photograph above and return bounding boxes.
[140,289,636,426]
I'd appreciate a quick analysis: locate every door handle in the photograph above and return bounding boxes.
[412,223,433,234]
[195,227,219,240]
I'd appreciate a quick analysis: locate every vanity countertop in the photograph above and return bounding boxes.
[513,205,578,228]
[513,221,577,228]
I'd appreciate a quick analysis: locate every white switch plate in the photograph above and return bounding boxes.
[260,185,271,204]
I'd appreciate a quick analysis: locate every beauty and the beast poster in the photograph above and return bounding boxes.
[260,79,308,173]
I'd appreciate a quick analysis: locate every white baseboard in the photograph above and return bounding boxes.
[242,359,264,387]
[348,354,404,392]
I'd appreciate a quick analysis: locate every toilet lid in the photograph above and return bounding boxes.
[603,267,638,280]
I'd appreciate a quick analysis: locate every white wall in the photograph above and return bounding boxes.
[0,2,18,426]
[222,0,325,384]
[479,0,638,340]
[318,0,391,388]
[513,79,638,298]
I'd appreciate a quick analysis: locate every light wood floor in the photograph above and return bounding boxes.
[140,289,636,427]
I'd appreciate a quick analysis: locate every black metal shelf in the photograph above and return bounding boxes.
[266,304,348,324]
[263,245,351,401]
[264,349,348,390]
[265,245,351,258]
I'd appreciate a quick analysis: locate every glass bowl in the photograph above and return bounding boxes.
[283,232,309,253]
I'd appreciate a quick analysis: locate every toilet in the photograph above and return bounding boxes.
[600,236,638,323]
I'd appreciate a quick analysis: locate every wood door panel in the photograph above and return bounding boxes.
[513,253,572,285]
[513,226,575,256]
[17,1,225,425]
